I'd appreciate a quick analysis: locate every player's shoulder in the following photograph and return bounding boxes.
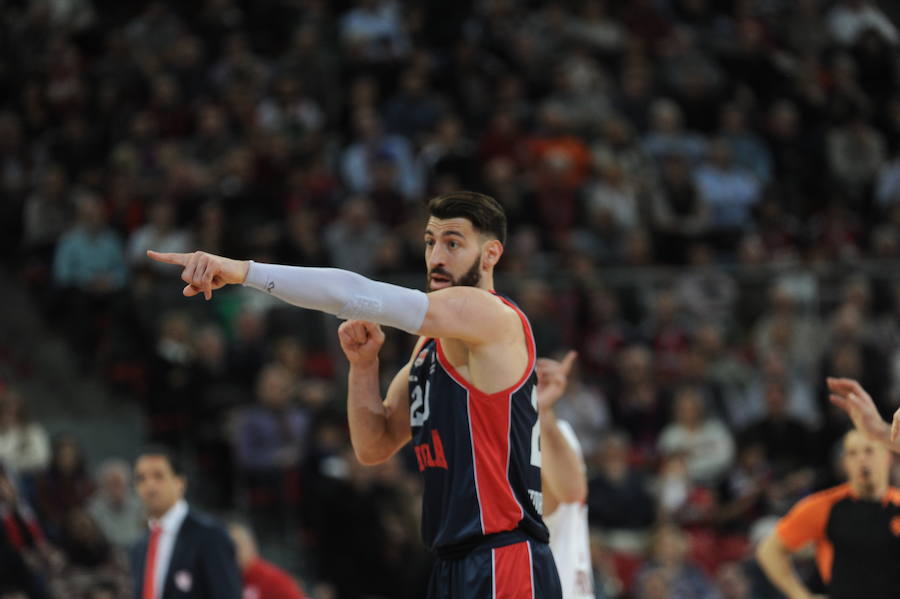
[793,483,854,512]
[407,336,432,361]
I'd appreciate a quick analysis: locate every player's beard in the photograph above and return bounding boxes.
[426,255,482,292]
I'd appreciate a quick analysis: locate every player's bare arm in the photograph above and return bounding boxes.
[146,252,514,344]
[827,377,900,451]
[536,351,588,514]
[339,320,415,465]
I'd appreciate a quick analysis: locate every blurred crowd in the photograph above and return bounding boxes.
[3,0,900,597]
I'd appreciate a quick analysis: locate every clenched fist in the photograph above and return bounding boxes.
[338,320,385,366]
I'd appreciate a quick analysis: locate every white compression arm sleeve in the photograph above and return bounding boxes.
[242,261,429,334]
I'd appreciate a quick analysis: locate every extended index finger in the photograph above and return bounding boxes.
[560,350,578,375]
[147,250,190,266]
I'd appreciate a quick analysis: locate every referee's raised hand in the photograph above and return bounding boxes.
[147,250,250,300]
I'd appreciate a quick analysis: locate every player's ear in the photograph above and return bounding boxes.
[481,239,503,269]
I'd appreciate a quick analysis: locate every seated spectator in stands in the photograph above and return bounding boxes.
[87,459,144,549]
[51,191,128,366]
[0,467,55,599]
[827,112,886,201]
[692,323,756,428]
[478,110,527,166]
[50,508,129,599]
[340,107,421,200]
[584,153,642,233]
[228,521,307,599]
[0,385,50,478]
[676,244,737,329]
[35,435,95,541]
[658,387,735,485]
[366,155,409,227]
[716,443,773,534]
[324,196,384,276]
[383,68,445,142]
[650,152,710,264]
[256,75,325,143]
[526,101,592,190]
[234,364,309,525]
[739,380,814,475]
[642,99,707,165]
[579,287,634,379]
[587,432,656,531]
[752,283,824,381]
[715,561,756,599]
[126,200,192,272]
[635,525,721,599]
[718,104,772,184]
[693,138,762,239]
[147,311,198,446]
[52,191,127,294]
[420,114,479,191]
[21,164,70,267]
[742,353,819,431]
[339,0,410,63]
[609,345,669,462]
[657,452,718,530]
[640,289,690,386]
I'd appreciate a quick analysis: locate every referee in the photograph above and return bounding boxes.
[756,429,900,599]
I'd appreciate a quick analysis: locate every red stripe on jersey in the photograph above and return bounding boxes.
[492,541,534,599]
[433,292,536,535]
[468,388,523,534]
[492,293,537,385]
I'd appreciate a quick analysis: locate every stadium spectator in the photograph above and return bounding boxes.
[88,459,144,550]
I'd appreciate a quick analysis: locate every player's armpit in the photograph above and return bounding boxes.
[416,286,518,345]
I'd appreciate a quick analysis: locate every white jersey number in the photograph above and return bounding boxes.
[410,380,431,427]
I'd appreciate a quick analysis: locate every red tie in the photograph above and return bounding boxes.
[142,523,162,599]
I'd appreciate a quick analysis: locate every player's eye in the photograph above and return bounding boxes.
[448,241,459,249]
[425,239,435,247]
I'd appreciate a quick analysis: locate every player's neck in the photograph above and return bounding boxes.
[478,272,495,292]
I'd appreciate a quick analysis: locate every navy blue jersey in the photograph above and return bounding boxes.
[408,293,548,550]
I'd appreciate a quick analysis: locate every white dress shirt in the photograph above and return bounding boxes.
[147,499,189,599]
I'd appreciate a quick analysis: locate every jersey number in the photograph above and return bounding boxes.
[410,380,431,427]
[530,387,541,467]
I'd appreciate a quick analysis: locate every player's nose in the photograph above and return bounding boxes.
[427,247,447,268]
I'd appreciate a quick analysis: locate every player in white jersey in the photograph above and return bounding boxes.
[536,351,595,599]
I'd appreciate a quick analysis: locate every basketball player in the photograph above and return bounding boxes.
[828,377,900,453]
[535,351,594,599]
[148,192,562,598]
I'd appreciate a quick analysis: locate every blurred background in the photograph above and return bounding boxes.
[2,0,900,597]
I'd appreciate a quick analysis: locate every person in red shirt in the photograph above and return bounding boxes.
[228,522,307,599]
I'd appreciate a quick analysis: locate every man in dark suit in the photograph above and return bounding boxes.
[132,446,240,599]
